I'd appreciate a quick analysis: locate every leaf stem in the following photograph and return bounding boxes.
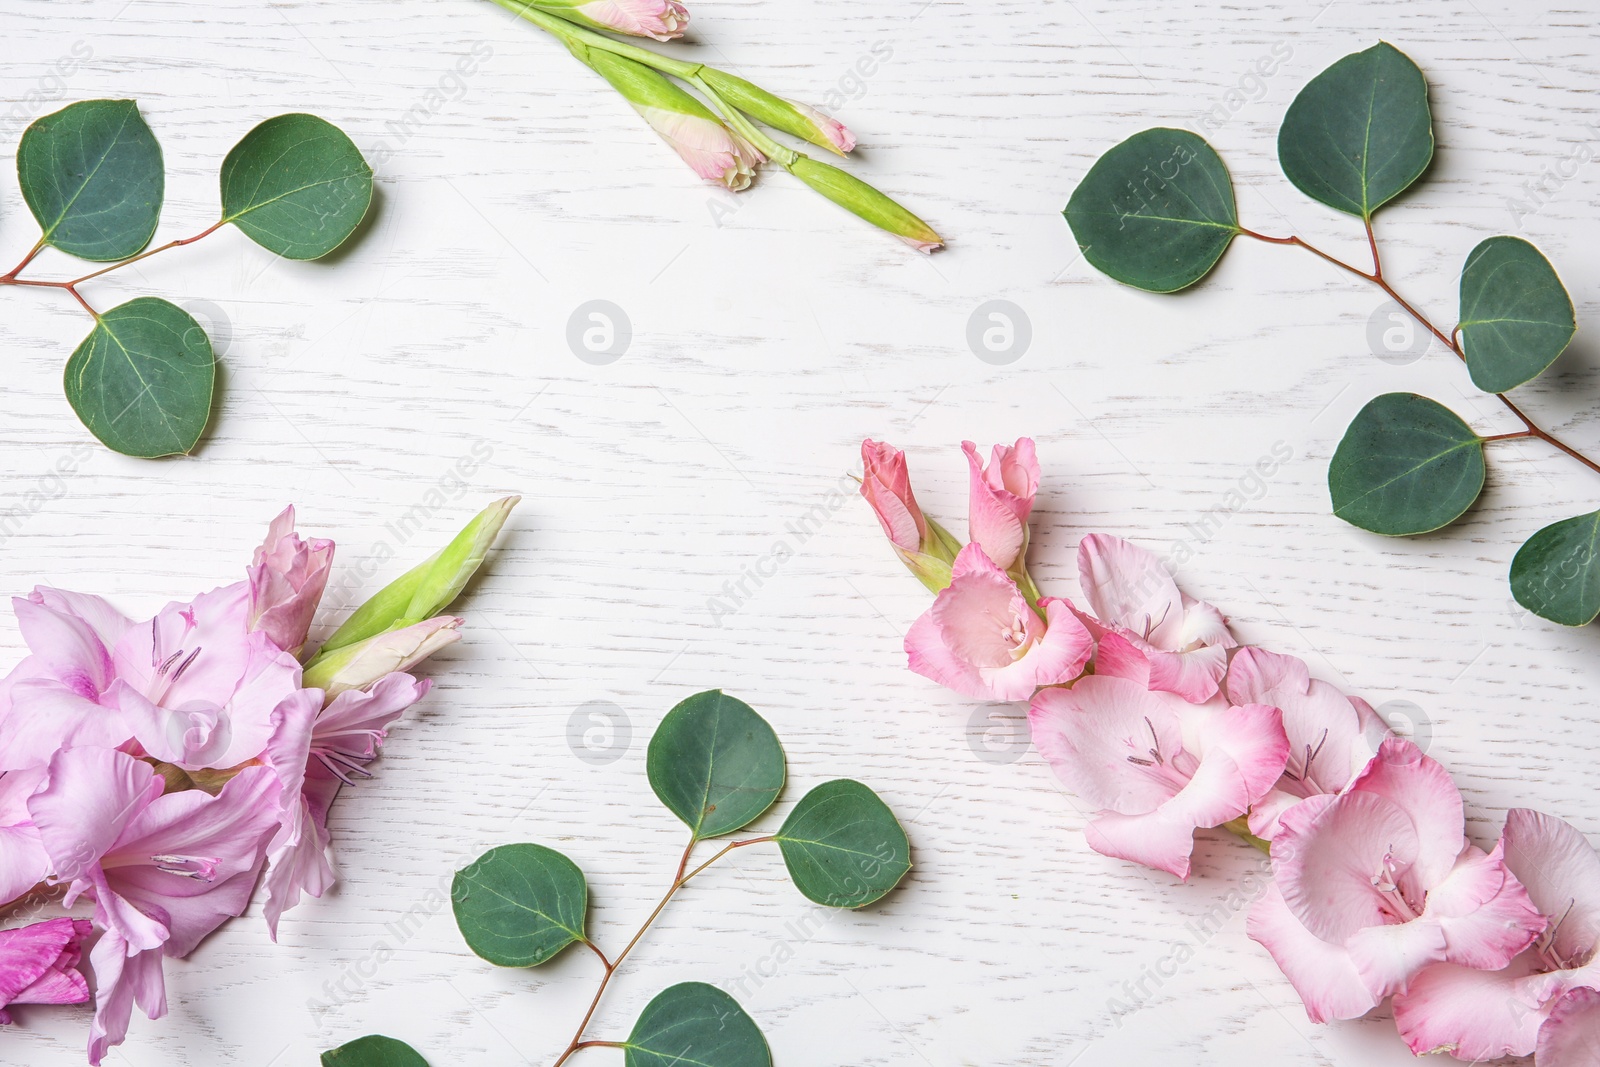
[1,239,45,282]
[1237,226,1600,479]
[0,221,228,323]
[551,833,772,1066]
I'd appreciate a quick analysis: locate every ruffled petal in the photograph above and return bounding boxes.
[1246,881,1378,1023]
[1028,676,1184,814]
[1427,842,1544,972]
[86,930,165,1066]
[1501,809,1600,966]
[1537,986,1600,1067]
[1077,534,1183,646]
[1393,956,1548,1060]
[1348,737,1465,891]
[1274,791,1418,944]
[1083,806,1201,880]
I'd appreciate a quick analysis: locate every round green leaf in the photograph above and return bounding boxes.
[1510,512,1600,626]
[625,983,770,1067]
[18,99,163,261]
[451,843,587,967]
[1063,127,1238,293]
[1278,41,1433,218]
[1459,236,1576,393]
[646,690,785,840]
[322,1035,430,1067]
[776,779,910,909]
[64,297,214,458]
[219,113,373,260]
[1328,392,1485,535]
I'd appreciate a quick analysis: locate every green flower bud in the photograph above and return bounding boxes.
[786,156,943,252]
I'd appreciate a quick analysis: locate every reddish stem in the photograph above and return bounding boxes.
[0,221,227,321]
[1238,227,1600,478]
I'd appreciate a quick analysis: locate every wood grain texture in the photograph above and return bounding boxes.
[1,0,1597,1063]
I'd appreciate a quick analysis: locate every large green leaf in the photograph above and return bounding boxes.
[1458,236,1576,393]
[646,691,785,840]
[18,99,163,261]
[1063,127,1238,293]
[1277,42,1433,218]
[775,780,910,908]
[1510,512,1600,626]
[624,983,770,1067]
[451,843,587,967]
[1328,392,1485,535]
[63,297,214,458]
[219,113,373,259]
[322,1035,430,1067]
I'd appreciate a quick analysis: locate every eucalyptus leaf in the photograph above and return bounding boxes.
[1063,127,1238,293]
[646,691,785,840]
[776,780,910,908]
[321,1035,430,1067]
[624,983,770,1067]
[63,297,214,458]
[1278,42,1433,218]
[17,99,163,261]
[1328,392,1485,535]
[1510,512,1600,626]
[1458,235,1576,393]
[452,843,587,967]
[219,113,373,259]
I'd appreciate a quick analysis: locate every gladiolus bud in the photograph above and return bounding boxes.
[699,68,855,156]
[302,616,463,699]
[312,497,517,662]
[787,156,943,252]
[528,0,689,41]
[860,439,961,593]
[568,41,762,190]
[247,505,334,657]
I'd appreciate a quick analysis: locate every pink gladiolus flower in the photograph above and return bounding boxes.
[1248,739,1544,1024]
[301,616,461,699]
[0,917,92,1024]
[962,439,1039,573]
[0,767,50,906]
[1225,647,1390,839]
[248,505,333,657]
[1030,635,1289,879]
[860,440,960,592]
[1076,533,1236,703]
[1393,809,1600,1061]
[637,106,763,191]
[572,0,689,41]
[1539,987,1600,1066]
[86,930,164,1066]
[905,544,1092,701]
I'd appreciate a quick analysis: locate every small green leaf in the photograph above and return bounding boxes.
[64,297,214,458]
[776,780,910,908]
[1459,236,1576,393]
[1277,42,1433,218]
[18,99,163,261]
[1063,127,1238,293]
[322,1035,430,1067]
[451,843,587,967]
[1510,512,1600,626]
[624,983,771,1067]
[1328,392,1485,535]
[646,691,785,840]
[219,113,373,259]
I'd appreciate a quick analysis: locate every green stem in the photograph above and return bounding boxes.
[1221,816,1271,855]
[489,0,701,78]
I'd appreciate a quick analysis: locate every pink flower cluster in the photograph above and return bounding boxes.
[862,438,1600,1065]
[0,509,458,1063]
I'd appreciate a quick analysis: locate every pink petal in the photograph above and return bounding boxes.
[860,440,926,552]
[112,583,257,711]
[1348,738,1465,891]
[29,747,162,889]
[12,596,116,698]
[0,917,90,1008]
[1426,842,1544,973]
[1146,645,1229,704]
[1084,806,1203,880]
[262,794,335,939]
[1393,956,1548,1060]
[1028,676,1185,814]
[962,440,1035,572]
[86,931,165,1066]
[1077,534,1184,647]
[1247,881,1378,1023]
[1228,647,1371,796]
[636,106,761,190]
[0,679,153,772]
[1086,628,1151,685]
[27,588,133,657]
[1174,702,1289,828]
[1538,986,1600,1067]
[1344,908,1448,1000]
[1501,809,1600,966]
[1274,791,1418,944]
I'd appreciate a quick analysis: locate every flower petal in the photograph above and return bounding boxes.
[1348,737,1465,892]
[1426,842,1544,973]
[1501,808,1600,966]
[29,746,162,888]
[87,930,165,1066]
[1146,645,1229,704]
[1274,790,1418,944]
[1246,881,1378,1023]
[1537,986,1600,1067]
[1392,956,1548,1060]
[1078,534,1183,646]
[1083,806,1202,880]
[1029,675,1184,814]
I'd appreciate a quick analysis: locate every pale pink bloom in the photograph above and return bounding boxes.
[1249,739,1543,1023]
[0,917,91,1023]
[574,0,688,41]
[261,674,430,936]
[799,103,855,155]
[86,929,164,1066]
[1076,533,1236,703]
[248,505,333,657]
[861,439,927,553]
[0,768,50,905]
[1226,647,1390,839]
[29,746,282,956]
[905,544,1092,701]
[962,439,1039,573]
[303,616,460,699]
[1030,637,1288,879]
[1393,809,1600,1061]
[1539,987,1600,1066]
[637,106,763,190]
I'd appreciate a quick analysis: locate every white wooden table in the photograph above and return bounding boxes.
[2,0,1597,1063]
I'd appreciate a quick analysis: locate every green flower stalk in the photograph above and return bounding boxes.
[786,156,944,254]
